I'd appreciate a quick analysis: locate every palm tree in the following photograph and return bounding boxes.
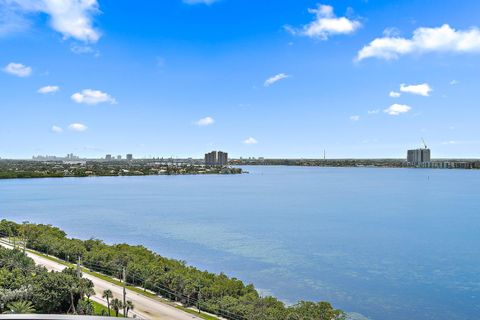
[85,287,95,301]
[102,289,113,316]
[3,301,35,314]
[111,298,123,317]
[125,300,134,317]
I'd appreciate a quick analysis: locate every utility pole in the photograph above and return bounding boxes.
[197,285,201,314]
[22,232,26,255]
[122,267,127,316]
[77,257,82,278]
[22,221,28,255]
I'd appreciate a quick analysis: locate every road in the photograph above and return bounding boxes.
[0,240,203,320]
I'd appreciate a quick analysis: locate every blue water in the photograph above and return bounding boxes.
[1,166,480,320]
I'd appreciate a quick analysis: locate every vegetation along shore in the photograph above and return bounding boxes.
[0,219,345,320]
[0,160,242,179]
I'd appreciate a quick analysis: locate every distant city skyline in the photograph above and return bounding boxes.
[2,1,480,159]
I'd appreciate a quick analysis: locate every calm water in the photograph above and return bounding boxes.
[1,166,480,320]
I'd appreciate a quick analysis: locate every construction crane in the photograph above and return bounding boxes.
[421,138,428,149]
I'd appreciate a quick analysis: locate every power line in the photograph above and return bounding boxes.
[0,233,245,320]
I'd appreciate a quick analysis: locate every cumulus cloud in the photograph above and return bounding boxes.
[68,123,87,132]
[5,0,101,42]
[400,83,432,96]
[244,137,258,145]
[71,89,116,105]
[3,62,31,77]
[264,73,289,87]
[357,24,480,61]
[350,115,360,121]
[384,104,411,116]
[51,125,63,133]
[389,91,401,98]
[183,0,219,4]
[196,116,215,126]
[287,4,361,40]
[38,85,59,94]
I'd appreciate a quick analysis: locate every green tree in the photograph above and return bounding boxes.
[3,301,35,314]
[77,299,94,315]
[111,298,123,317]
[125,300,134,317]
[102,289,113,316]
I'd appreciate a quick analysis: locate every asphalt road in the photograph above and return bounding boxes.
[0,240,203,320]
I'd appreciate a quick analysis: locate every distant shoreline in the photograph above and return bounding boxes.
[0,159,242,180]
[232,158,480,170]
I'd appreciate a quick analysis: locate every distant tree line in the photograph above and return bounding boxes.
[0,220,345,320]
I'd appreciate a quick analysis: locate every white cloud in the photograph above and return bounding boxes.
[350,115,360,121]
[183,0,219,4]
[357,24,480,61]
[389,91,401,98]
[6,0,101,42]
[70,44,99,56]
[264,73,289,87]
[384,104,411,116]
[368,109,380,114]
[442,140,480,145]
[0,3,32,36]
[244,137,258,145]
[38,85,59,94]
[400,83,432,96]
[450,79,459,85]
[196,116,215,126]
[287,4,361,40]
[3,62,31,77]
[51,125,63,133]
[68,123,87,132]
[71,89,116,105]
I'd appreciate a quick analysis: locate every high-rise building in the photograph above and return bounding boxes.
[105,154,112,161]
[407,148,431,165]
[126,154,133,161]
[117,155,122,160]
[205,151,217,166]
[217,151,228,166]
[204,151,228,166]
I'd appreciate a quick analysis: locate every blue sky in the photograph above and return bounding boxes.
[1,0,480,159]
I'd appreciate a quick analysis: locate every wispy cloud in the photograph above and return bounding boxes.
[244,137,258,145]
[442,140,480,145]
[264,73,289,87]
[51,125,63,133]
[350,115,360,121]
[389,91,401,98]
[38,85,59,94]
[70,44,99,56]
[368,109,380,114]
[357,24,480,61]
[196,116,215,126]
[400,83,432,96]
[384,104,411,116]
[0,3,31,37]
[68,123,88,132]
[286,4,361,40]
[3,62,31,77]
[450,80,459,85]
[5,0,101,42]
[183,0,219,5]
[71,89,116,105]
